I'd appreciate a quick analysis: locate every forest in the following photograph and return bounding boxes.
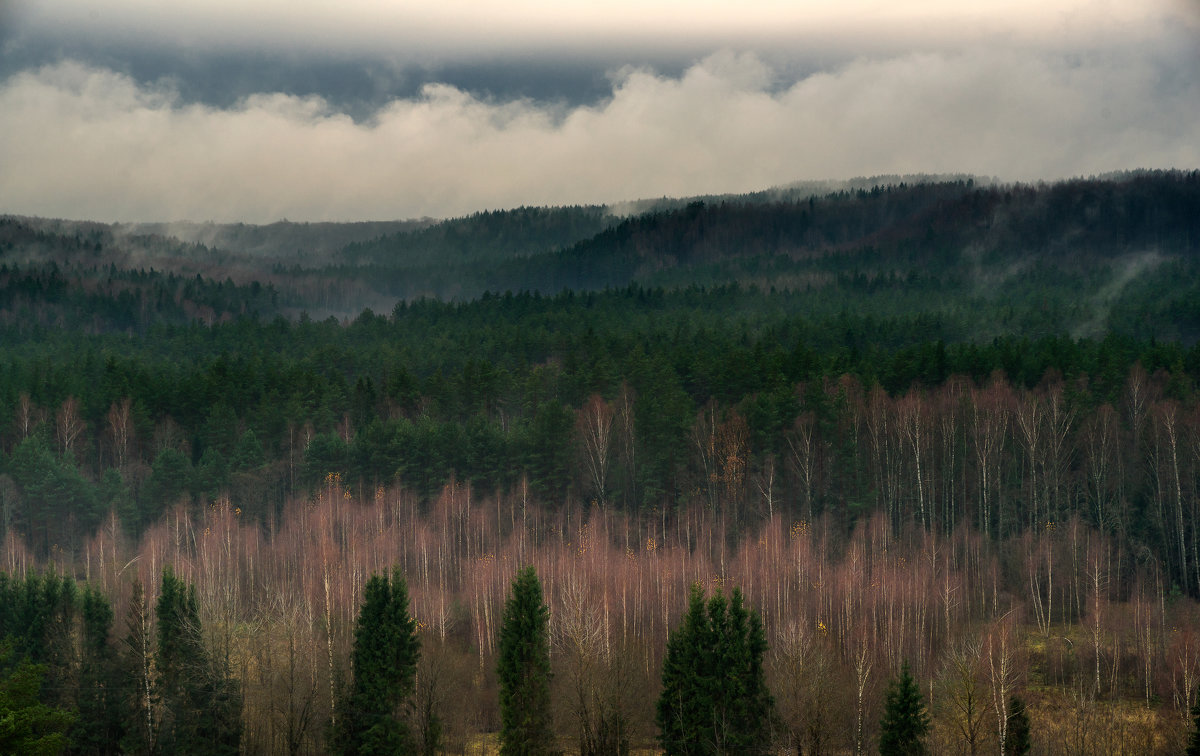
[2,170,1200,754]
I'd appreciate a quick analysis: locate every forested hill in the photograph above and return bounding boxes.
[3,170,1199,339]
[490,171,1200,298]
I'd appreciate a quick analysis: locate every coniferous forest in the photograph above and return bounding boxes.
[3,171,1200,753]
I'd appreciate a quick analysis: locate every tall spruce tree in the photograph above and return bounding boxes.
[879,661,930,756]
[657,585,772,755]
[335,567,422,756]
[497,565,554,756]
[658,587,708,754]
[70,585,127,754]
[155,567,242,756]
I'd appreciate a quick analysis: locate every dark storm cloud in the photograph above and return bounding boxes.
[1,1,1197,222]
[0,27,684,115]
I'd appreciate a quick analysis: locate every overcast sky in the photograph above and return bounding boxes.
[2,0,1198,222]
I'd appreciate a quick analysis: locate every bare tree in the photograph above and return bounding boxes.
[13,393,41,441]
[1083,403,1119,533]
[56,395,86,457]
[986,617,1019,756]
[897,390,932,529]
[941,639,990,756]
[771,621,838,755]
[788,411,819,524]
[1152,401,1188,595]
[852,634,874,756]
[577,394,615,508]
[107,397,136,471]
[970,376,1011,539]
[554,571,631,755]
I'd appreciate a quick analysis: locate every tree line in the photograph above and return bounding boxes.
[3,474,1200,753]
[4,334,1200,598]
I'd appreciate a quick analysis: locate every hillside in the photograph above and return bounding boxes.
[3,170,1199,340]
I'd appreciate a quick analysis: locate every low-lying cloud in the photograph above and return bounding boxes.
[2,44,1198,222]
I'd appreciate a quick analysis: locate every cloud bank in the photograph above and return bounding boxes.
[2,42,1198,222]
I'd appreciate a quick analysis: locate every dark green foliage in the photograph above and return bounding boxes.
[155,567,242,756]
[0,641,75,756]
[521,401,575,501]
[231,429,265,471]
[879,661,930,756]
[6,436,100,550]
[303,433,349,486]
[657,586,772,755]
[68,586,127,755]
[146,447,193,510]
[0,573,128,755]
[335,568,422,756]
[497,566,554,756]
[1007,695,1032,756]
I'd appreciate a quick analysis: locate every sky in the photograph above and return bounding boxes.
[1,0,1198,222]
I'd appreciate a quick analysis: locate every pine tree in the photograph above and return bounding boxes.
[335,567,422,756]
[879,661,930,756]
[657,585,772,755]
[1006,695,1032,756]
[497,565,554,756]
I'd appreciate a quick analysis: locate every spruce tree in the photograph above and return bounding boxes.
[155,567,242,756]
[497,565,554,756]
[71,586,127,755]
[878,661,930,756]
[657,586,708,754]
[335,567,422,756]
[657,585,772,755]
[1006,695,1032,756]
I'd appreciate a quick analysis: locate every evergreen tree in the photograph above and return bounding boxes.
[155,567,242,756]
[335,567,422,756]
[0,640,75,756]
[657,587,708,754]
[878,661,929,756]
[1006,695,1032,756]
[69,586,126,755]
[657,585,772,755]
[497,565,554,756]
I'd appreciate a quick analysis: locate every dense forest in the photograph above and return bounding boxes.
[3,171,1200,754]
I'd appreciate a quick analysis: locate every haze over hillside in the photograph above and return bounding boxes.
[2,171,1197,339]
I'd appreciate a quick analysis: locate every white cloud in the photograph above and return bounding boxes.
[1,43,1197,222]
